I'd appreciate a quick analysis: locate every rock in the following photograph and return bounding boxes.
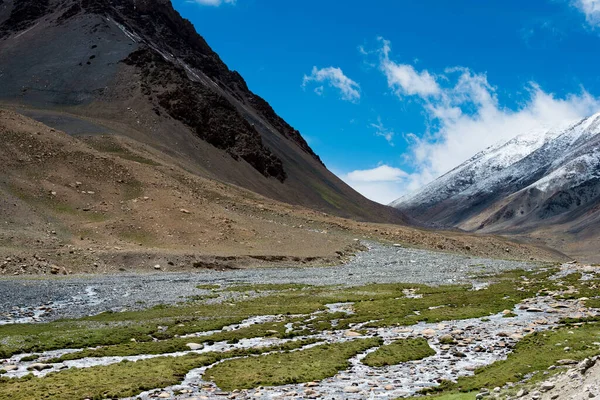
[384,385,394,390]
[3,365,17,372]
[526,307,544,313]
[186,343,203,350]
[50,265,60,274]
[393,244,402,248]
[502,309,513,315]
[154,264,161,270]
[539,382,555,392]
[180,209,191,214]
[27,363,51,371]
[557,359,578,365]
[421,328,436,337]
[531,391,541,400]
[578,357,596,373]
[344,330,361,337]
[157,393,171,398]
[439,334,455,343]
[516,388,528,397]
[343,386,360,393]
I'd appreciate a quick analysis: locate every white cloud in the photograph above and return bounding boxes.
[343,38,600,204]
[370,118,395,146]
[572,0,600,27]
[346,165,407,182]
[190,0,236,6]
[379,38,440,97]
[341,165,409,204]
[303,66,361,102]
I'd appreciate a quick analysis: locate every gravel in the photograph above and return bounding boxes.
[0,243,537,323]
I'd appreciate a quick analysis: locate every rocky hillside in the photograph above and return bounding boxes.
[0,0,405,223]
[391,113,600,262]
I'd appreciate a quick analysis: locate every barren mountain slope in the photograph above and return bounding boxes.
[0,110,566,275]
[0,0,405,223]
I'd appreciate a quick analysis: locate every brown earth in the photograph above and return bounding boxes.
[0,110,568,276]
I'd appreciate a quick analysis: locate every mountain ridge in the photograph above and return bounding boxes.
[392,112,600,262]
[0,0,406,223]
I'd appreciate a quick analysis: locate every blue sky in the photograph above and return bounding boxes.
[172,0,600,204]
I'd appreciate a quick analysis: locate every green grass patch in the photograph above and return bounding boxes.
[0,340,315,400]
[205,338,382,390]
[225,283,311,292]
[49,317,304,362]
[362,337,435,367]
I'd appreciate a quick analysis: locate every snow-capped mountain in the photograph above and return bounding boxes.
[391,113,600,261]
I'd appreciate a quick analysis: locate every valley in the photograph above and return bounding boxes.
[1,243,599,400]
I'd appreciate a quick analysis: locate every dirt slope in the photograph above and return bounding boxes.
[0,0,406,224]
[0,110,567,275]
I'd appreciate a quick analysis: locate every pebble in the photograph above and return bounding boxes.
[186,343,203,350]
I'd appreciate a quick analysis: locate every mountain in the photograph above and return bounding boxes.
[391,113,600,261]
[0,0,406,223]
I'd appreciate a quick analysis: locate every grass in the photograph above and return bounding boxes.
[205,338,382,390]
[225,283,311,292]
[0,340,315,400]
[420,322,600,397]
[362,337,435,367]
[3,266,600,399]
[48,317,303,362]
[0,267,564,359]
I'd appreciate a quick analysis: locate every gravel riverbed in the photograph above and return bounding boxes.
[0,243,537,324]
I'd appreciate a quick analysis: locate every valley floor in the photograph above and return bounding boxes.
[1,242,599,400]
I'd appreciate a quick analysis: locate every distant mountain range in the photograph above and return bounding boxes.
[392,113,600,262]
[0,0,406,224]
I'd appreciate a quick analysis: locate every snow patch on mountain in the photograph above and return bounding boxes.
[391,112,600,210]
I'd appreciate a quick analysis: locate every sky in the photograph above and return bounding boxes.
[172,0,600,204]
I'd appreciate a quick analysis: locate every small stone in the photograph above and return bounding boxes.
[343,386,360,393]
[344,330,361,337]
[180,209,191,214]
[27,363,51,371]
[421,328,436,337]
[557,359,578,365]
[154,264,161,270]
[157,393,171,399]
[578,357,596,372]
[384,385,394,390]
[186,343,203,350]
[3,365,17,372]
[531,391,541,400]
[539,382,555,392]
[516,388,528,397]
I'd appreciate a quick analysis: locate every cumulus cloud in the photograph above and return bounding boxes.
[303,66,361,102]
[572,0,600,27]
[345,38,600,204]
[379,38,440,97]
[341,165,409,204]
[190,0,236,6]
